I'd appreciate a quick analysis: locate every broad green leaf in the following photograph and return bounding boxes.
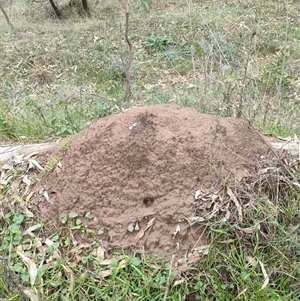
[23,223,43,235]
[68,212,79,218]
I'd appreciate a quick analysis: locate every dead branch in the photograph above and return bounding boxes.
[124,0,133,99]
[163,254,175,301]
[48,0,61,17]
[81,0,90,17]
[0,2,14,30]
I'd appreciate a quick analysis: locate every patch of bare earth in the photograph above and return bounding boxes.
[34,104,271,263]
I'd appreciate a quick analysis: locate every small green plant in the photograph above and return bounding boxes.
[142,34,174,52]
[59,137,71,150]
[0,116,15,139]
[1,1,300,300]
[2,212,25,252]
[44,155,62,172]
[61,212,96,234]
[135,0,150,12]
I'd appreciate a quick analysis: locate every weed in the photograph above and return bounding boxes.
[142,34,175,52]
[59,137,71,150]
[2,0,299,138]
[44,155,61,172]
[1,1,300,300]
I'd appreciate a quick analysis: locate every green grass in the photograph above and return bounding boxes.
[1,0,300,300]
[1,0,300,140]
[0,145,299,300]
[2,203,299,300]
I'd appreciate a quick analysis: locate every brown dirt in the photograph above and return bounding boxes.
[35,104,271,261]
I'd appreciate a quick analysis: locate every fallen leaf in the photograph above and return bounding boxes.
[23,223,44,236]
[127,222,135,232]
[62,264,75,297]
[28,159,44,171]
[293,182,300,189]
[21,206,34,218]
[135,228,145,240]
[227,186,243,223]
[236,224,260,234]
[1,163,13,170]
[55,166,62,174]
[45,238,54,246]
[24,152,39,160]
[173,279,185,287]
[94,245,105,259]
[16,246,37,286]
[259,260,269,290]
[99,258,114,266]
[99,269,112,278]
[134,222,139,231]
[118,259,126,268]
[192,245,210,255]
[12,194,23,203]
[129,123,137,130]
[173,224,180,239]
[69,243,90,254]
[246,256,256,266]
[26,191,35,203]
[189,216,205,224]
[43,191,52,204]
[22,175,32,186]
[206,206,219,219]
[187,253,201,265]
[13,154,24,164]
[219,239,235,244]
[194,190,201,200]
[220,210,231,222]
[22,288,39,301]
[136,217,156,240]
[11,178,21,193]
[233,288,248,300]
[176,256,187,266]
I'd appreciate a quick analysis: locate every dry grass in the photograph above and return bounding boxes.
[0,0,300,140]
[1,1,300,300]
[0,144,299,300]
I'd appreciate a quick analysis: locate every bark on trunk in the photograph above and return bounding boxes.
[81,0,90,17]
[48,0,61,17]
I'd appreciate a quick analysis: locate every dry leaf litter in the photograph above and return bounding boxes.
[1,104,299,271]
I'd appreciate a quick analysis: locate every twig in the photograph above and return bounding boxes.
[0,2,14,30]
[124,0,133,100]
[163,254,175,301]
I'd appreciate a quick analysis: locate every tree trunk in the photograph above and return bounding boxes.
[81,0,90,17]
[48,0,61,17]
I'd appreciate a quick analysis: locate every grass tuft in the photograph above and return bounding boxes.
[1,1,300,300]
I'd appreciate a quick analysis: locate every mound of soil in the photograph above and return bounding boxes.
[35,104,270,261]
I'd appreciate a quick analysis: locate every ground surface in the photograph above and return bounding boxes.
[1,2,300,298]
[35,104,270,262]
